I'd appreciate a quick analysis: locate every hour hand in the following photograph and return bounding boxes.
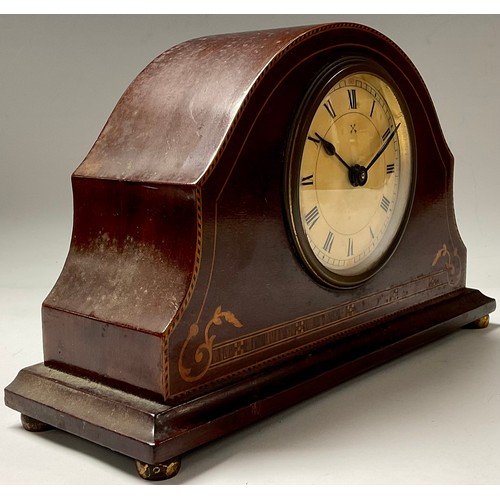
[314,133,351,171]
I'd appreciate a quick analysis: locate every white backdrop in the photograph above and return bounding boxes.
[1,15,499,485]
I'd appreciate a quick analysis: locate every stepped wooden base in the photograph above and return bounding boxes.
[4,288,495,480]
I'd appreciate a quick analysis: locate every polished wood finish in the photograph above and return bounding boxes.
[4,23,496,479]
[40,22,486,402]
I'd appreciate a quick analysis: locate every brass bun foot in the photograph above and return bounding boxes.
[465,315,490,329]
[21,414,52,432]
[135,457,181,481]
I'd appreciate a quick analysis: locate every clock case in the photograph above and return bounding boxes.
[5,23,495,479]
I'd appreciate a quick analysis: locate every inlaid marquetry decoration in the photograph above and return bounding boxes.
[432,243,462,286]
[179,307,243,382]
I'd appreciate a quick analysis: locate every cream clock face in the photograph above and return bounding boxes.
[287,68,414,287]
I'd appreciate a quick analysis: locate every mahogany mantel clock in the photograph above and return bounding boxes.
[5,23,496,480]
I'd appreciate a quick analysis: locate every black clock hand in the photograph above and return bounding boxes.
[366,123,401,171]
[314,132,351,171]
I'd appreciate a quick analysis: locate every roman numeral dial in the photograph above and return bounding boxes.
[324,99,336,119]
[304,205,320,229]
[290,70,413,285]
[301,174,314,186]
[348,89,357,109]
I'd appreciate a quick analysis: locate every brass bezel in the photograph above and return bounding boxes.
[285,57,416,288]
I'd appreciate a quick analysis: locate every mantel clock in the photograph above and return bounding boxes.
[5,23,495,481]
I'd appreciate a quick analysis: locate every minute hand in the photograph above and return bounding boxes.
[366,123,401,171]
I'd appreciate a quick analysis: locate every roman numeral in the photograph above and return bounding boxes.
[380,195,391,212]
[386,164,395,174]
[307,135,320,144]
[347,238,354,257]
[304,205,320,229]
[370,100,376,117]
[323,99,336,119]
[323,231,334,253]
[370,226,375,239]
[301,174,314,186]
[382,127,391,141]
[348,89,357,109]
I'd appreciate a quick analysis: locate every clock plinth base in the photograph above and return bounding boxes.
[5,288,495,480]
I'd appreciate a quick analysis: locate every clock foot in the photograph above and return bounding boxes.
[135,457,181,481]
[21,414,52,432]
[466,315,490,329]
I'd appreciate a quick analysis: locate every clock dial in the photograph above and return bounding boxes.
[287,68,414,286]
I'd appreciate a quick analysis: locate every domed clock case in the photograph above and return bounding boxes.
[5,23,495,480]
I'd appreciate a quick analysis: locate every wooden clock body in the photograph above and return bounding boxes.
[5,23,495,480]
